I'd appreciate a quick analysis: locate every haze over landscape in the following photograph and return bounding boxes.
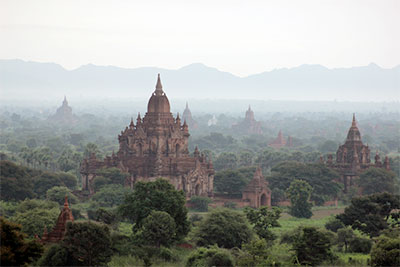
[1,1,400,266]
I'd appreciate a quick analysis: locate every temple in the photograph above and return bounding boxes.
[269,130,292,149]
[232,106,262,135]
[242,167,271,208]
[325,114,390,191]
[49,96,77,124]
[182,102,198,129]
[80,74,214,197]
[41,196,74,243]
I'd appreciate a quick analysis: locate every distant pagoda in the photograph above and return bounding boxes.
[49,96,77,124]
[324,114,390,191]
[232,105,262,135]
[182,102,198,129]
[269,130,292,149]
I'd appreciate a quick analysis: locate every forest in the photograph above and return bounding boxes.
[1,107,399,266]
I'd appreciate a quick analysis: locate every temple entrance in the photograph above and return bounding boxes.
[195,184,200,196]
[260,194,267,206]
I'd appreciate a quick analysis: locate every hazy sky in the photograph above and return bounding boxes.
[1,0,399,76]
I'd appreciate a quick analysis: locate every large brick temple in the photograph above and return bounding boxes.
[80,74,214,197]
[324,114,390,191]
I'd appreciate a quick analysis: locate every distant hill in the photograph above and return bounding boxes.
[0,59,399,101]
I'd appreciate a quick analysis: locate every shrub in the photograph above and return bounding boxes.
[188,196,212,212]
[325,217,345,232]
[348,236,373,254]
[194,209,252,248]
[370,236,400,266]
[186,246,234,267]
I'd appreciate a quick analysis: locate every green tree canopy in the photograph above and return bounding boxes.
[286,179,313,218]
[62,221,113,266]
[291,226,336,266]
[33,172,64,197]
[358,167,398,195]
[244,206,281,241]
[268,161,341,205]
[186,245,234,267]
[46,186,78,205]
[91,184,131,207]
[0,217,43,266]
[194,209,253,248]
[56,172,78,190]
[370,236,400,267]
[337,192,400,237]
[119,179,189,241]
[141,211,176,247]
[0,160,35,201]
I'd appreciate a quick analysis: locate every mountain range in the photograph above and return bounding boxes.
[0,59,399,102]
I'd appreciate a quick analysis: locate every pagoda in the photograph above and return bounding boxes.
[325,114,390,191]
[232,105,262,135]
[242,167,271,208]
[182,102,198,129]
[80,74,214,197]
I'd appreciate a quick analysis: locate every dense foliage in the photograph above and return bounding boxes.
[186,246,234,267]
[119,179,190,241]
[194,209,253,248]
[286,179,313,218]
[244,206,281,241]
[337,192,400,236]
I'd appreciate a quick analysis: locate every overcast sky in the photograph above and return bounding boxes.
[1,0,399,76]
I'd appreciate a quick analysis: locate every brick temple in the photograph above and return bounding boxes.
[80,74,214,197]
[324,114,390,191]
[269,130,293,149]
[49,96,77,124]
[242,167,271,208]
[182,102,198,129]
[232,105,262,135]
[40,196,74,243]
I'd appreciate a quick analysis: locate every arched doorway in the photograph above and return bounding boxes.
[260,194,267,206]
[195,184,200,196]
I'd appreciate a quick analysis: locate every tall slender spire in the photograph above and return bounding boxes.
[186,102,189,109]
[155,73,163,96]
[352,113,356,127]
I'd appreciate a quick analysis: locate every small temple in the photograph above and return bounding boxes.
[324,114,390,192]
[80,74,214,198]
[49,96,77,124]
[232,105,262,135]
[242,167,271,208]
[269,130,292,149]
[182,102,198,129]
[40,196,74,243]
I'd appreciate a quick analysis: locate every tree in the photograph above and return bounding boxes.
[33,172,63,197]
[0,161,35,201]
[286,179,313,218]
[56,172,78,190]
[188,196,212,212]
[238,150,254,167]
[336,228,355,253]
[119,179,189,240]
[91,184,131,207]
[194,209,253,248]
[370,236,400,267]
[0,217,43,266]
[62,221,113,266]
[141,211,176,247]
[186,245,234,267]
[292,226,336,266]
[96,167,128,185]
[12,205,59,237]
[38,244,70,266]
[268,161,341,205]
[337,192,400,236]
[213,152,238,171]
[236,239,279,267]
[46,186,78,205]
[324,217,344,232]
[317,140,337,153]
[358,167,398,195]
[214,168,254,195]
[244,206,281,241]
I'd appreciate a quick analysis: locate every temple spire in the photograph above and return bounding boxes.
[186,102,189,109]
[155,73,163,96]
[352,113,356,127]
[64,195,69,208]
